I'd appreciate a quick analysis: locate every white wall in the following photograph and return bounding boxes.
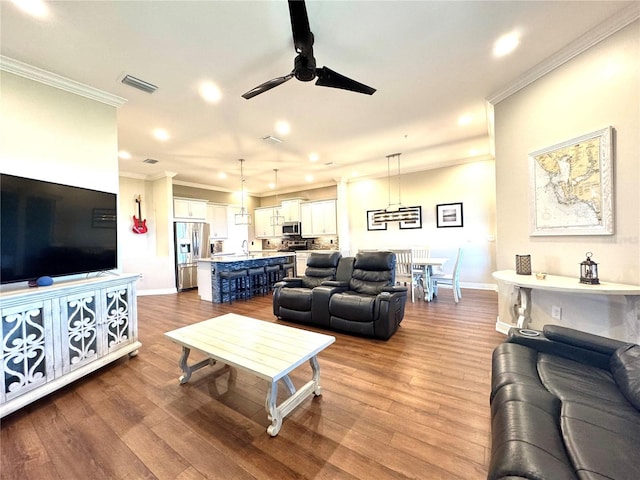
[494,21,640,340]
[0,71,118,192]
[346,160,497,286]
[119,176,176,294]
[120,178,253,293]
[0,71,121,288]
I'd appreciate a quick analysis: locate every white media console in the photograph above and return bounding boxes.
[0,273,141,417]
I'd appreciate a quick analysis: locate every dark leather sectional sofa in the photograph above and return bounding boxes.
[272,251,407,339]
[490,325,640,480]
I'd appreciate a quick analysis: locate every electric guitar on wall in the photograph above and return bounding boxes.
[132,195,148,234]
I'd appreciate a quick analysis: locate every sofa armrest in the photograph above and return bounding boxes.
[507,325,626,370]
[274,278,303,289]
[382,286,408,294]
[371,289,408,340]
[273,278,304,316]
[312,285,348,328]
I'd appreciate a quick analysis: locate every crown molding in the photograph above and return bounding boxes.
[487,3,640,105]
[119,170,178,181]
[172,179,235,194]
[0,56,127,107]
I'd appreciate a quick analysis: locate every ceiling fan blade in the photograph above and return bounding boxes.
[288,0,313,54]
[315,67,376,95]
[241,73,294,99]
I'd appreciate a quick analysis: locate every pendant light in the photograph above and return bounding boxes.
[269,169,285,226]
[372,152,420,224]
[234,159,253,225]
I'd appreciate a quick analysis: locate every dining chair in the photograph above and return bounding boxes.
[410,247,430,299]
[431,247,463,303]
[390,249,416,302]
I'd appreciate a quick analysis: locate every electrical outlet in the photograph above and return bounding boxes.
[551,305,562,320]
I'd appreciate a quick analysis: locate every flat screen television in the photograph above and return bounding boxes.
[1,173,117,284]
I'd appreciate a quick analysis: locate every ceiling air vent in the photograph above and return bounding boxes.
[262,135,283,144]
[143,158,159,164]
[121,74,158,94]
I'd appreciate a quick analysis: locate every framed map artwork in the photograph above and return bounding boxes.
[528,127,614,236]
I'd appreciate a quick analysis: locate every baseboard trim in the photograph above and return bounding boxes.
[138,288,177,296]
[495,317,513,335]
[459,282,496,291]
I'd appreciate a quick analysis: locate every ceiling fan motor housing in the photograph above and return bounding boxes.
[294,54,316,82]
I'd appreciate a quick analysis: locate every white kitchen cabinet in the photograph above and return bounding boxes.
[300,203,313,237]
[300,199,337,237]
[206,203,228,238]
[254,207,278,238]
[0,274,141,418]
[281,199,301,222]
[174,198,207,221]
[295,251,309,277]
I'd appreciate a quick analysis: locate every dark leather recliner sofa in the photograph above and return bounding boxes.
[273,251,407,340]
[490,325,640,480]
[271,251,342,324]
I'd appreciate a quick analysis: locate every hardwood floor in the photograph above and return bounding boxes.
[1,287,504,479]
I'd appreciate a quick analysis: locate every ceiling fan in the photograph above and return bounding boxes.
[242,0,376,100]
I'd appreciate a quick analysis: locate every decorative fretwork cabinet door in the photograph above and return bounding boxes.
[0,301,56,403]
[102,284,134,355]
[60,292,100,374]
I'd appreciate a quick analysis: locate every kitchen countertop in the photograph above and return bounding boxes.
[198,252,295,263]
[290,250,339,254]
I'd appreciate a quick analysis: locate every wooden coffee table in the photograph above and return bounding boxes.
[164,313,335,436]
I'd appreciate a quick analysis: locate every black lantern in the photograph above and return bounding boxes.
[580,252,599,285]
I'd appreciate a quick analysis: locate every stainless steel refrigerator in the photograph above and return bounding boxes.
[174,221,209,291]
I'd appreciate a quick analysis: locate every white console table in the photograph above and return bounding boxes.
[493,270,640,343]
[0,273,141,417]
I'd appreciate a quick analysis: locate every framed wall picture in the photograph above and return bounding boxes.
[436,202,463,228]
[399,206,422,230]
[367,209,387,231]
[528,126,614,236]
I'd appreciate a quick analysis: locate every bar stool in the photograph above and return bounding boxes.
[282,261,295,279]
[218,269,248,304]
[248,266,267,297]
[265,264,282,291]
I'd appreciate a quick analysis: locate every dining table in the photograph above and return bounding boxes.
[412,257,448,302]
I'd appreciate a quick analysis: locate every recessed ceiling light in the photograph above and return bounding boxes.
[351,171,359,177]
[458,114,472,126]
[309,153,319,162]
[11,0,48,18]
[305,174,314,182]
[493,32,520,57]
[218,172,227,179]
[268,182,275,189]
[469,149,479,156]
[153,128,169,141]
[199,81,221,103]
[275,121,290,136]
[118,150,132,160]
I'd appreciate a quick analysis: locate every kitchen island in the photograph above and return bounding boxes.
[197,252,295,303]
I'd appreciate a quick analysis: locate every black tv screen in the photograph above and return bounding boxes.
[1,174,117,284]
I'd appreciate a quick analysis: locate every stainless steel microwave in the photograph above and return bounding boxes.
[282,221,301,236]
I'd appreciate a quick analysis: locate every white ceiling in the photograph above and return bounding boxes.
[1,1,635,195]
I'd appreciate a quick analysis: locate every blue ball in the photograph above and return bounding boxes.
[36,276,54,287]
